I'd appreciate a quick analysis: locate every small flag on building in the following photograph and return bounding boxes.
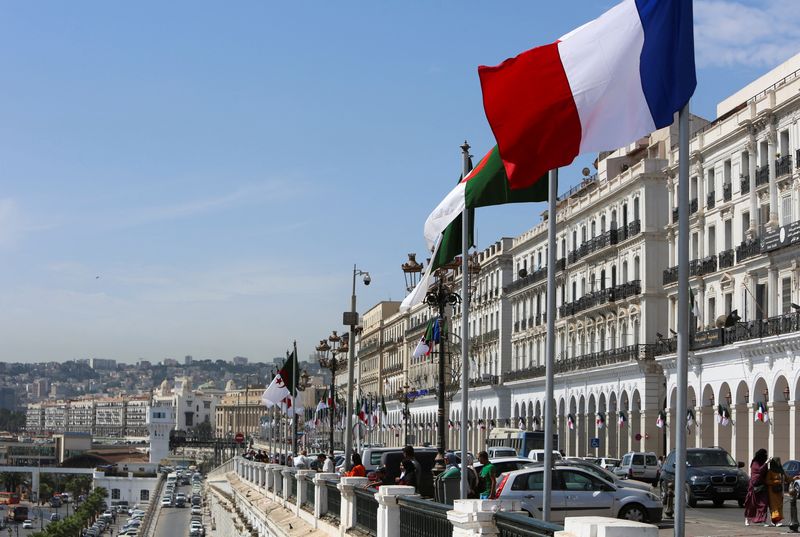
[656,410,666,429]
[567,413,575,430]
[755,401,769,423]
[518,417,526,430]
[595,412,605,429]
[687,409,696,431]
[717,404,731,426]
[618,411,627,428]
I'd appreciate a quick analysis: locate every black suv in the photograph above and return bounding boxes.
[659,447,748,507]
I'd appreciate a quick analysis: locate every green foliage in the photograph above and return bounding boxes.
[0,471,24,492]
[33,487,108,537]
[0,408,26,432]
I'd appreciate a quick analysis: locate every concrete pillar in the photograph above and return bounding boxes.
[748,405,755,464]
[768,126,779,229]
[376,486,418,537]
[447,499,521,537]
[282,467,297,502]
[296,470,315,513]
[556,517,658,537]
[271,466,283,500]
[339,477,370,534]
[769,267,779,317]
[313,473,339,519]
[790,402,797,462]
[265,464,275,489]
[747,135,758,239]
[31,470,40,503]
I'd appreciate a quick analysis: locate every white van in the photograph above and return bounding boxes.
[526,450,563,463]
[487,447,518,458]
[613,452,659,483]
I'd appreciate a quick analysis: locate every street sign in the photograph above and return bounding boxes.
[343,311,359,326]
[234,432,245,444]
[590,437,600,449]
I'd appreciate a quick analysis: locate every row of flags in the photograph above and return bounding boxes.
[412,318,444,359]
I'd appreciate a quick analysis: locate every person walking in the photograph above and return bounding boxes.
[744,448,770,526]
[766,457,786,526]
[477,451,497,499]
[323,453,336,473]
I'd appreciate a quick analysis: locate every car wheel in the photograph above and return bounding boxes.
[618,503,647,523]
[686,489,697,508]
[713,499,725,507]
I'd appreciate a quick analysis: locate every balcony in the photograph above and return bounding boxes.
[741,175,750,195]
[776,155,792,177]
[690,198,698,214]
[707,192,715,209]
[797,149,800,168]
[503,344,654,383]
[558,280,641,318]
[655,312,800,356]
[470,329,500,347]
[504,258,565,294]
[469,374,499,388]
[722,183,732,202]
[567,221,640,265]
[718,249,734,270]
[756,165,769,187]
[736,239,762,263]
[690,255,717,277]
[672,207,679,223]
[663,266,678,285]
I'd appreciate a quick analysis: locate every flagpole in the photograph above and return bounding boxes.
[674,103,690,537]
[293,341,299,457]
[542,168,558,521]
[459,140,471,499]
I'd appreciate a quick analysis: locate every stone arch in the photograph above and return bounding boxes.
[733,380,750,462]
[699,384,715,448]
[717,382,733,454]
[752,377,769,461]
[608,392,618,457]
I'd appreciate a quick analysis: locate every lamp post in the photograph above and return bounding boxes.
[293,368,312,457]
[423,266,461,473]
[344,266,370,472]
[317,331,344,454]
[395,384,416,446]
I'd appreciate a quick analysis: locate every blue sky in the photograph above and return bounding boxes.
[1,1,798,363]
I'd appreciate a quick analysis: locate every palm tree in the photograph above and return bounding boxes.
[0,471,24,492]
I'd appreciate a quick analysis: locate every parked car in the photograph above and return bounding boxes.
[614,452,660,484]
[527,450,563,463]
[496,465,662,523]
[487,447,518,459]
[474,457,535,477]
[50,513,60,521]
[22,520,33,529]
[561,459,651,492]
[783,459,800,490]
[658,447,747,507]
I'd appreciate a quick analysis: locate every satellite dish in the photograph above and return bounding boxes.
[518,268,528,278]
[582,167,591,177]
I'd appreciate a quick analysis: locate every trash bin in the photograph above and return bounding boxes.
[435,475,461,504]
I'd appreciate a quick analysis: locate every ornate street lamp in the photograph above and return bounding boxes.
[423,264,461,473]
[395,384,417,446]
[317,331,343,454]
[402,253,424,292]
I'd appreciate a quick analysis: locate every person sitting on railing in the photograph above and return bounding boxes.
[345,453,366,477]
[397,459,418,490]
[365,466,392,490]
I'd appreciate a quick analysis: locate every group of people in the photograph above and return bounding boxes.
[744,448,793,527]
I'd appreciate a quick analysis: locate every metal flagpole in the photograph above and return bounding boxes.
[542,168,558,521]
[674,103,690,537]
[459,140,471,499]
[292,341,299,457]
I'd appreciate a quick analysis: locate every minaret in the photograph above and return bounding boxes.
[146,391,175,464]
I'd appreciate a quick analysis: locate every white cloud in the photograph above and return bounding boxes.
[0,198,54,247]
[695,0,800,68]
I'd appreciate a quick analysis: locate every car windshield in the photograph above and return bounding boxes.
[687,451,736,467]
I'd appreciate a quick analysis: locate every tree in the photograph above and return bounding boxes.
[0,471,24,492]
[191,420,214,440]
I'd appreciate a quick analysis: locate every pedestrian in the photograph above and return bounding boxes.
[398,459,417,489]
[345,453,366,477]
[766,456,786,526]
[477,451,497,499]
[744,448,770,526]
[294,450,308,469]
[323,453,336,473]
[402,446,423,479]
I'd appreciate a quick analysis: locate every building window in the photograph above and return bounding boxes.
[112,489,121,500]
[725,293,733,316]
[782,277,792,314]
[742,211,750,239]
[708,225,716,256]
[708,297,716,326]
[782,195,792,226]
[140,489,149,501]
[724,220,732,250]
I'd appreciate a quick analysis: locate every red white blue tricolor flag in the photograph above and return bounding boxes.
[478,0,696,189]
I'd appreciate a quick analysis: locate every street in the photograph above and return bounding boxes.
[659,497,798,537]
[152,484,191,537]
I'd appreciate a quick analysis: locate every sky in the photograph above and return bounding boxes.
[1,1,798,364]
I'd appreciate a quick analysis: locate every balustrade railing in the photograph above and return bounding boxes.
[756,165,769,186]
[777,154,792,176]
[354,487,379,535]
[718,249,734,270]
[469,375,499,388]
[495,511,561,537]
[302,479,315,512]
[325,480,340,521]
[558,280,641,317]
[566,222,640,265]
[736,239,762,262]
[398,496,452,537]
[690,198,698,214]
[723,182,732,201]
[288,474,297,500]
[503,344,653,382]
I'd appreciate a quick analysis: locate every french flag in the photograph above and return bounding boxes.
[479,0,696,189]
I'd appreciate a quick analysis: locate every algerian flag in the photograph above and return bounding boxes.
[412,334,430,358]
[690,287,702,324]
[261,350,297,407]
[656,410,666,429]
[315,398,328,413]
[402,146,547,312]
[717,405,730,426]
[755,401,769,423]
[687,409,696,430]
[380,395,387,418]
[595,412,605,429]
[618,411,627,428]
[567,413,575,430]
